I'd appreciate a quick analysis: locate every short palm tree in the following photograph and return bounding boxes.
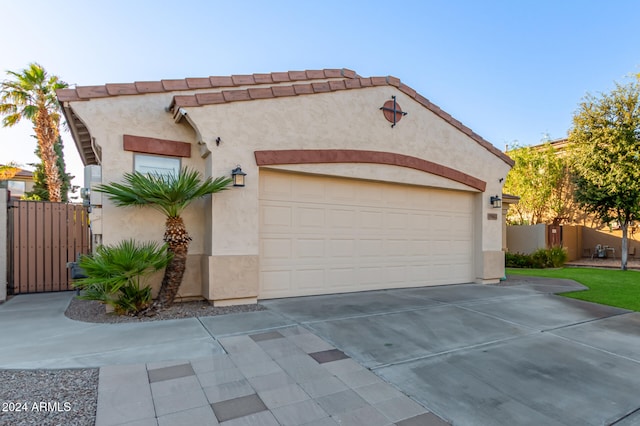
[96,168,231,309]
[0,63,68,202]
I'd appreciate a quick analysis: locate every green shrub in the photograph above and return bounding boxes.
[506,247,568,269]
[74,240,170,315]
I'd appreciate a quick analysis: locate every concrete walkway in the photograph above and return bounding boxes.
[2,276,640,425]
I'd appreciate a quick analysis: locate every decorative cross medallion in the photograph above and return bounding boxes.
[380,95,407,128]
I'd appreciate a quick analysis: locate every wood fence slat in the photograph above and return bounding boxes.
[8,201,91,294]
[35,202,44,292]
[26,202,36,293]
[52,203,62,290]
[43,203,53,291]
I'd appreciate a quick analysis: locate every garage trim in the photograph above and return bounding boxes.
[255,149,486,191]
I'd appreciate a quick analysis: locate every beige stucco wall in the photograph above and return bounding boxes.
[506,224,547,254]
[68,80,510,302]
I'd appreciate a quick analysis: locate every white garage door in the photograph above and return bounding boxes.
[259,170,475,299]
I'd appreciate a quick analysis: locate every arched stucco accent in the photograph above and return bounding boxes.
[254,149,486,192]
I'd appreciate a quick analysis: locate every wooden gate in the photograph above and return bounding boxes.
[8,200,91,294]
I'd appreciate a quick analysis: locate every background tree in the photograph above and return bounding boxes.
[96,169,231,310]
[0,63,68,202]
[24,136,75,202]
[0,162,20,180]
[569,80,640,270]
[504,142,570,224]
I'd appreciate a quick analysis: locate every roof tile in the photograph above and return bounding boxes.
[305,70,325,79]
[344,79,362,89]
[289,71,308,81]
[342,69,357,78]
[400,83,417,99]
[222,90,251,102]
[56,88,81,102]
[76,86,109,99]
[106,84,138,96]
[195,92,225,105]
[323,69,343,78]
[272,85,296,97]
[186,78,212,89]
[210,76,234,87]
[293,84,313,95]
[328,80,347,91]
[386,76,401,87]
[173,95,199,107]
[312,82,331,93]
[414,93,432,108]
[135,81,165,93]
[253,73,274,84]
[271,72,291,82]
[370,77,387,86]
[162,79,189,91]
[231,75,256,85]
[248,87,274,99]
[359,78,373,87]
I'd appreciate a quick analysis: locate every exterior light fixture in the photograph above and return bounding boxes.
[490,195,502,209]
[231,166,246,187]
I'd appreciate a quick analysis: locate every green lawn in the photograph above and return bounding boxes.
[507,267,640,311]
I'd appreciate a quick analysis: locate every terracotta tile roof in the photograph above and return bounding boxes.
[57,69,359,102]
[57,68,514,167]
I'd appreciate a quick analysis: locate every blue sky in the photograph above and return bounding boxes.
[1,0,639,191]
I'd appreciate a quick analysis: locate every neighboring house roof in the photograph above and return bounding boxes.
[58,68,514,167]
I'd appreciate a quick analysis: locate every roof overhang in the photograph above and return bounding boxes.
[60,101,99,165]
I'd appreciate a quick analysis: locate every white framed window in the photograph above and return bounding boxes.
[134,154,180,177]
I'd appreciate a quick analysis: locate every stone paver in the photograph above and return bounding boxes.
[95,326,448,425]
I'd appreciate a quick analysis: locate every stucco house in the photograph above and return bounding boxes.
[57,68,513,306]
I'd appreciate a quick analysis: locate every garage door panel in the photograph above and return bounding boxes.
[259,171,475,299]
[387,240,407,256]
[329,209,356,228]
[261,270,292,296]
[262,205,292,228]
[261,238,292,259]
[360,211,383,228]
[295,269,325,290]
[328,239,355,257]
[297,239,325,258]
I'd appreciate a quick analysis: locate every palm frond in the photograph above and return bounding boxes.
[97,167,232,218]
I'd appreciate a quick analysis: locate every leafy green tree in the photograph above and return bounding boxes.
[0,63,68,202]
[24,136,74,201]
[96,168,231,309]
[569,80,640,270]
[504,142,570,224]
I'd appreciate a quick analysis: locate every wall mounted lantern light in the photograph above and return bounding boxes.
[231,166,246,187]
[490,195,502,209]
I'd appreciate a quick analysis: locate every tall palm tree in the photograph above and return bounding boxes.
[96,168,231,309]
[0,63,68,202]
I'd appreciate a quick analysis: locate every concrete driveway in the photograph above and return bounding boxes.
[262,276,640,426]
[3,276,640,425]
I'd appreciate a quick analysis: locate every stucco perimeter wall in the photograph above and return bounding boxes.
[507,224,547,254]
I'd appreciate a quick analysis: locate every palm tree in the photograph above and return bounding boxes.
[0,63,68,202]
[96,168,231,309]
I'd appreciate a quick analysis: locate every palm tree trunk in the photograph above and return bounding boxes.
[154,216,192,308]
[35,106,62,202]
